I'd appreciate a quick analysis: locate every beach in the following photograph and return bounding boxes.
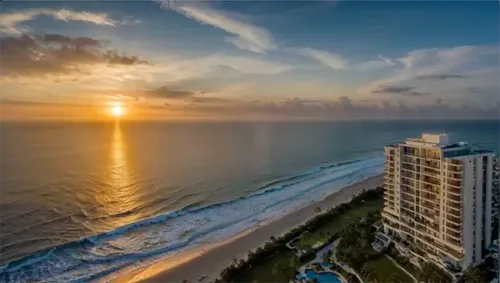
[112,175,382,283]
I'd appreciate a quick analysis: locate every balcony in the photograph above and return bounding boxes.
[402,163,417,172]
[446,214,462,224]
[421,184,439,195]
[423,167,440,176]
[447,201,462,210]
[447,208,462,217]
[446,222,462,232]
[447,194,461,203]
[401,198,415,208]
[445,237,462,248]
[446,229,462,240]
[401,206,415,216]
[421,159,440,170]
[422,176,441,186]
[384,189,395,196]
[421,192,437,202]
[447,179,462,188]
[448,159,463,166]
[421,200,437,210]
[447,186,461,196]
[447,164,463,173]
[447,172,463,180]
[384,195,395,202]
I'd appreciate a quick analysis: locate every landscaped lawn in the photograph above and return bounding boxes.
[234,249,296,282]
[364,255,414,283]
[236,199,383,282]
[297,199,382,248]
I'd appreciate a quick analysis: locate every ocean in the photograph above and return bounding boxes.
[0,120,498,282]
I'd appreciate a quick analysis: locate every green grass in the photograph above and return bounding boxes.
[234,249,296,283]
[364,256,414,283]
[297,199,382,249]
[235,199,382,282]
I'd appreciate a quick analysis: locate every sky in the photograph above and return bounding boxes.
[0,0,499,121]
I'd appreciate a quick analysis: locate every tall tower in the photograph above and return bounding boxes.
[382,133,494,270]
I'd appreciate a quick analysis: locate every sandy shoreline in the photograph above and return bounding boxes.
[111,175,382,283]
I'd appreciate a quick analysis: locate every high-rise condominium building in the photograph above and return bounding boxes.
[382,133,494,270]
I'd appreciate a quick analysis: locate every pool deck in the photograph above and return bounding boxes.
[295,242,348,283]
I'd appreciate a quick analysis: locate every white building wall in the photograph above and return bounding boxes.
[462,156,475,268]
[484,155,493,250]
[474,157,483,264]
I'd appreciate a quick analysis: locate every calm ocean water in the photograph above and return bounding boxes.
[0,120,498,282]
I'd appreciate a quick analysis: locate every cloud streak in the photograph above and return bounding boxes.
[161,2,276,53]
[372,85,430,96]
[0,9,133,35]
[416,74,466,80]
[145,86,197,99]
[295,48,348,70]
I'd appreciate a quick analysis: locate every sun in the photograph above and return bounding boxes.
[110,103,125,118]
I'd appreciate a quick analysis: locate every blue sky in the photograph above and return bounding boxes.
[0,0,498,120]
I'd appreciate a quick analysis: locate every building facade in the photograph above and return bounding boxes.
[382,133,494,270]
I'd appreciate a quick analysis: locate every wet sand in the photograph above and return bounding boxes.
[112,175,382,283]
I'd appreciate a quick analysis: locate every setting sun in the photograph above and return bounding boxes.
[110,103,125,118]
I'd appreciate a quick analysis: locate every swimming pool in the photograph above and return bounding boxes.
[303,269,341,283]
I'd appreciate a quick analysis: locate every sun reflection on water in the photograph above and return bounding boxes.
[96,121,142,230]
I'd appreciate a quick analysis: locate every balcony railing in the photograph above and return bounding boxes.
[424,167,440,176]
[447,186,461,196]
[448,194,461,203]
[448,159,463,166]
[446,214,462,224]
[422,176,441,186]
[402,163,417,172]
[447,179,463,188]
[421,159,440,169]
[446,222,462,232]
[446,229,461,240]
[421,192,437,201]
[447,172,463,180]
[447,208,462,217]
[447,164,462,173]
[447,201,462,210]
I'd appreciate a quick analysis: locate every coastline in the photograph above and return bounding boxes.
[111,175,382,283]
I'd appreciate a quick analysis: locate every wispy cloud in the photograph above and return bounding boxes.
[295,48,395,71]
[160,1,276,53]
[295,48,348,70]
[145,86,198,99]
[359,45,498,96]
[0,34,149,77]
[372,85,430,96]
[416,74,466,80]
[0,9,135,35]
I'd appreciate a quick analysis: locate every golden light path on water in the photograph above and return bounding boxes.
[95,121,143,231]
